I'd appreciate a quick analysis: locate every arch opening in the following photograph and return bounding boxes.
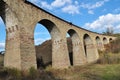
[109,38,113,42]
[83,34,99,62]
[34,19,61,69]
[83,34,92,56]
[0,16,6,67]
[66,29,80,66]
[66,33,73,66]
[103,37,108,45]
[95,36,101,50]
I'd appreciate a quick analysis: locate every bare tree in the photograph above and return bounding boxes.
[103,27,114,35]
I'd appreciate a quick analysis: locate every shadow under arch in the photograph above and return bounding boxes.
[34,19,62,69]
[109,38,113,42]
[95,36,102,50]
[83,34,92,56]
[103,37,108,45]
[66,29,86,66]
[0,0,6,17]
[83,34,98,63]
[39,19,61,39]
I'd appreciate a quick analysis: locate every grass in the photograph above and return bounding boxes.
[46,52,120,80]
[48,64,120,80]
[97,52,120,64]
[0,52,120,80]
[0,54,3,67]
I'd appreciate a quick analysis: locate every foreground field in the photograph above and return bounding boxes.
[0,63,120,80]
[49,64,120,80]
[0,52,120,80]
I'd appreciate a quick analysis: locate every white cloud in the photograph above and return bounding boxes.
[81,0,109,14]
[28,0,109,15]
[28,0,40,3]
[51,0,72,7]
[115,24,120,30]
[28,0,41,6]
[34,32,50,36]
[51,0,80,15]
[74,1,78,5]
[0,17,3,24]
[41,1,52,10]
[88,10,94,14]
[114,8,120,13]
[28,0,80,15]
[62,5,80,14]
[81,0,109,10]
[35,37,50,45]
[84,13,120,33]
[0,43,5,49]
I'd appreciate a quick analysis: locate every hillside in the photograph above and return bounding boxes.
[35,38,72,68]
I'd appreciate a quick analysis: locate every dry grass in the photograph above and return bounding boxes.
[97,52,120,64]
[0,54,3,69]
[1,52,120,80]
[0,67,59,80]
[46,64,120,80]
[105,38,120,53]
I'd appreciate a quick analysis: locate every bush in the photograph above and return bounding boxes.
[4,68,21,80]
[97,52,120,64]
[0,54,4,67]
[28,67,38,79]
[105,38,120,53]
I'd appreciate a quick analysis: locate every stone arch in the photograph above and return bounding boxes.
[38,19,61,39]
[83,34,92,56]
[34,19,61,68]
[34,19,70,69]
[96,36,101,43]
[83,34,98,63]
[109,38,113,42]
[103,37,108,44]
[66,29,86,66]
[95,36,102,50]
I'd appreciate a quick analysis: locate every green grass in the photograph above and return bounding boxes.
[100,65,120,80]
[48,64,120,80]
[46,52,120,80]
[86,64,120,80]
[1,52,120,80]
[0,53,120,80]
[97,53,120,64]
[0,64,120,80]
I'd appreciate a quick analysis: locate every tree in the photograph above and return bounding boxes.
[103,27,114,35]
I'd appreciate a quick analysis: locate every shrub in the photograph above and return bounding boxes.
[105,38,120,53]
[4,67,21,80]
[28,67,38,79]
[97,52,120,64]
[0,54,4,68]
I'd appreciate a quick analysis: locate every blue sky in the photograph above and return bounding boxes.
[0,0,120,51]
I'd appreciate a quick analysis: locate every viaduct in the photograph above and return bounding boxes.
[0,0,116,71]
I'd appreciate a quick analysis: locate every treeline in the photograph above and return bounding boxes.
[105,33,120,53]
